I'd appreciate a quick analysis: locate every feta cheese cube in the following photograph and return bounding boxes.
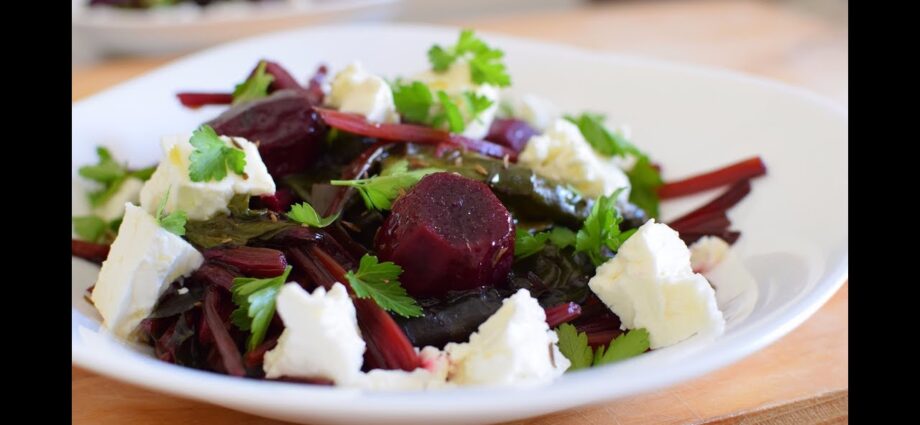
[513,94,560,132]
[139,133,276,221]
[518,119,631,200]
[327,62,400,124]
[93,177,144,222]
[91,203,204,340]
[690,236,759,323]
[588,220,725,349]
[414,61,500,139]
[263,283,366,383]
[444,289,570,387]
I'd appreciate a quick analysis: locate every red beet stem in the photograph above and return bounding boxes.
[310,246,421,372]
[315,108,517,160]
[255,188,295,213]
[262,60,302,91]
[203,286,246,377]
[203,247,288,278]
[679,230,741,246]
[190,263,238,291]
[586,329,624,348]
[176,92,233,108]
[668,210,731,235]
[669,180,752,229]
[243,336,279,369]
[659,156,766,199]
[306,64,328,105]
[544,302,582,328]
[71,239,110,264]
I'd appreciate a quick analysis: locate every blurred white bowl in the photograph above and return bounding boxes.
[72,0,399,56]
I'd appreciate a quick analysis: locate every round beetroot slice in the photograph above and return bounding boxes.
[375,172,515,298]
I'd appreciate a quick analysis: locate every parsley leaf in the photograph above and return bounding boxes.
[548,227,577,249]
[593,328,650,366]
[232,60,274,105]
[345,254,422,318]
[330,168,442,211]
[231,265,292,352]
[514,228,549,259]
[79,147,155,208]
[437,90,465,133]
[155,186,188,236]
[565,113,639,158]
[463,91,494,123]
[627,156,663,219]
[286,202,339,228]
[72,216,109,243]
[427,29,511,87]
[188,125,247,182]
[575,189,636,266]
[555,323,594,371]
[392,80,434,123]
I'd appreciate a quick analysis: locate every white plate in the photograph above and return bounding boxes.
[72,0,399,56]
[71,24,848,425]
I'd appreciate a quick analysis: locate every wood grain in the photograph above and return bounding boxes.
[72,1,848,423]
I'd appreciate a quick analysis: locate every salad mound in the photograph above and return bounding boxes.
[72,29,766,390]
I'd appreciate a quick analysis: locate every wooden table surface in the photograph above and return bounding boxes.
[72,0,848,423]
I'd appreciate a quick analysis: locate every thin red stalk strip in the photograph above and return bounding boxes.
[311,246,421,371]
[176,92,233,108]
[191,263,238,291]
[203,247,287,278]
[544,302,583,328]
[680,230,741,246]
[586,329,623,348]
[71,239,110,264]
[659,156,766,199]
[243,336,279,369]
[203,286,246,377]
[669,180,752,229]
[668,210,731,235]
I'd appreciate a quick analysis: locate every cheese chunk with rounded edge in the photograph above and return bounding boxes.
[588,220,724,349]
[90,203,204,340]
[263,283,366,383]
[513,94,560,132]
[444,289,570,387]
[93,177,144,222]
[139,133,275,221]
[518,119,630,200]
[328,62,400,124]
[355,346,451,391]
[414,61,499,139]
[690,236,758,323]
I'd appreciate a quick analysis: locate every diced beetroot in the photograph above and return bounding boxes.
[208,90,327,178]
[254,188,295,213]
[375,172,515,297]
[203,247,287,278]
[486,118,537,153]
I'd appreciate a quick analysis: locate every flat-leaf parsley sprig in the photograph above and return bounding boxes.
[345,254,422,318]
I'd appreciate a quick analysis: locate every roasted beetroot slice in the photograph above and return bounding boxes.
[375,172,515,297]
[208,90,327,178]
[72,240,110,264]
[203,247,287,278]
[485,118,537,153]
[176,92,233,108]
[262,61,302,92]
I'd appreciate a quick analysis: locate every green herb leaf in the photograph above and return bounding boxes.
[392,80,434,123]
[330,168,442,211]
[188,125,247,182]
[514,228,549,259]
[345,254,422,318]
[381,159,410,176]
[155,186,188,236]
[79,147,125,183]
[565,113,640,158]
[232,60,274,105]
[548,227,577,249]
[575,189,634,266]
[463,90,494,123]
[426,29,511,87]
[593,328,650,366]
[626,156,663,219]
[72,216,109,243]
[231,265,292,352]
[129,165,157,180]
[555,323,594,371]
[286,202,339,228]
[437,91,465,133]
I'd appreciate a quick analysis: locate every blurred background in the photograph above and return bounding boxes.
[73,0,848,104]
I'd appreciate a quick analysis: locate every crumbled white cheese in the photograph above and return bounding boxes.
[689,236,759,324]
[327,62,400,124]
[354,346,451,391]
[93,177,144,222]
[263,283,365,383]
[91,203,204,340]
[588,220,725,349]
[444,289,569,387]
[414,61,500,139]
[518,118,630,200]
[139,133,275,221]
[513,94,560,132]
